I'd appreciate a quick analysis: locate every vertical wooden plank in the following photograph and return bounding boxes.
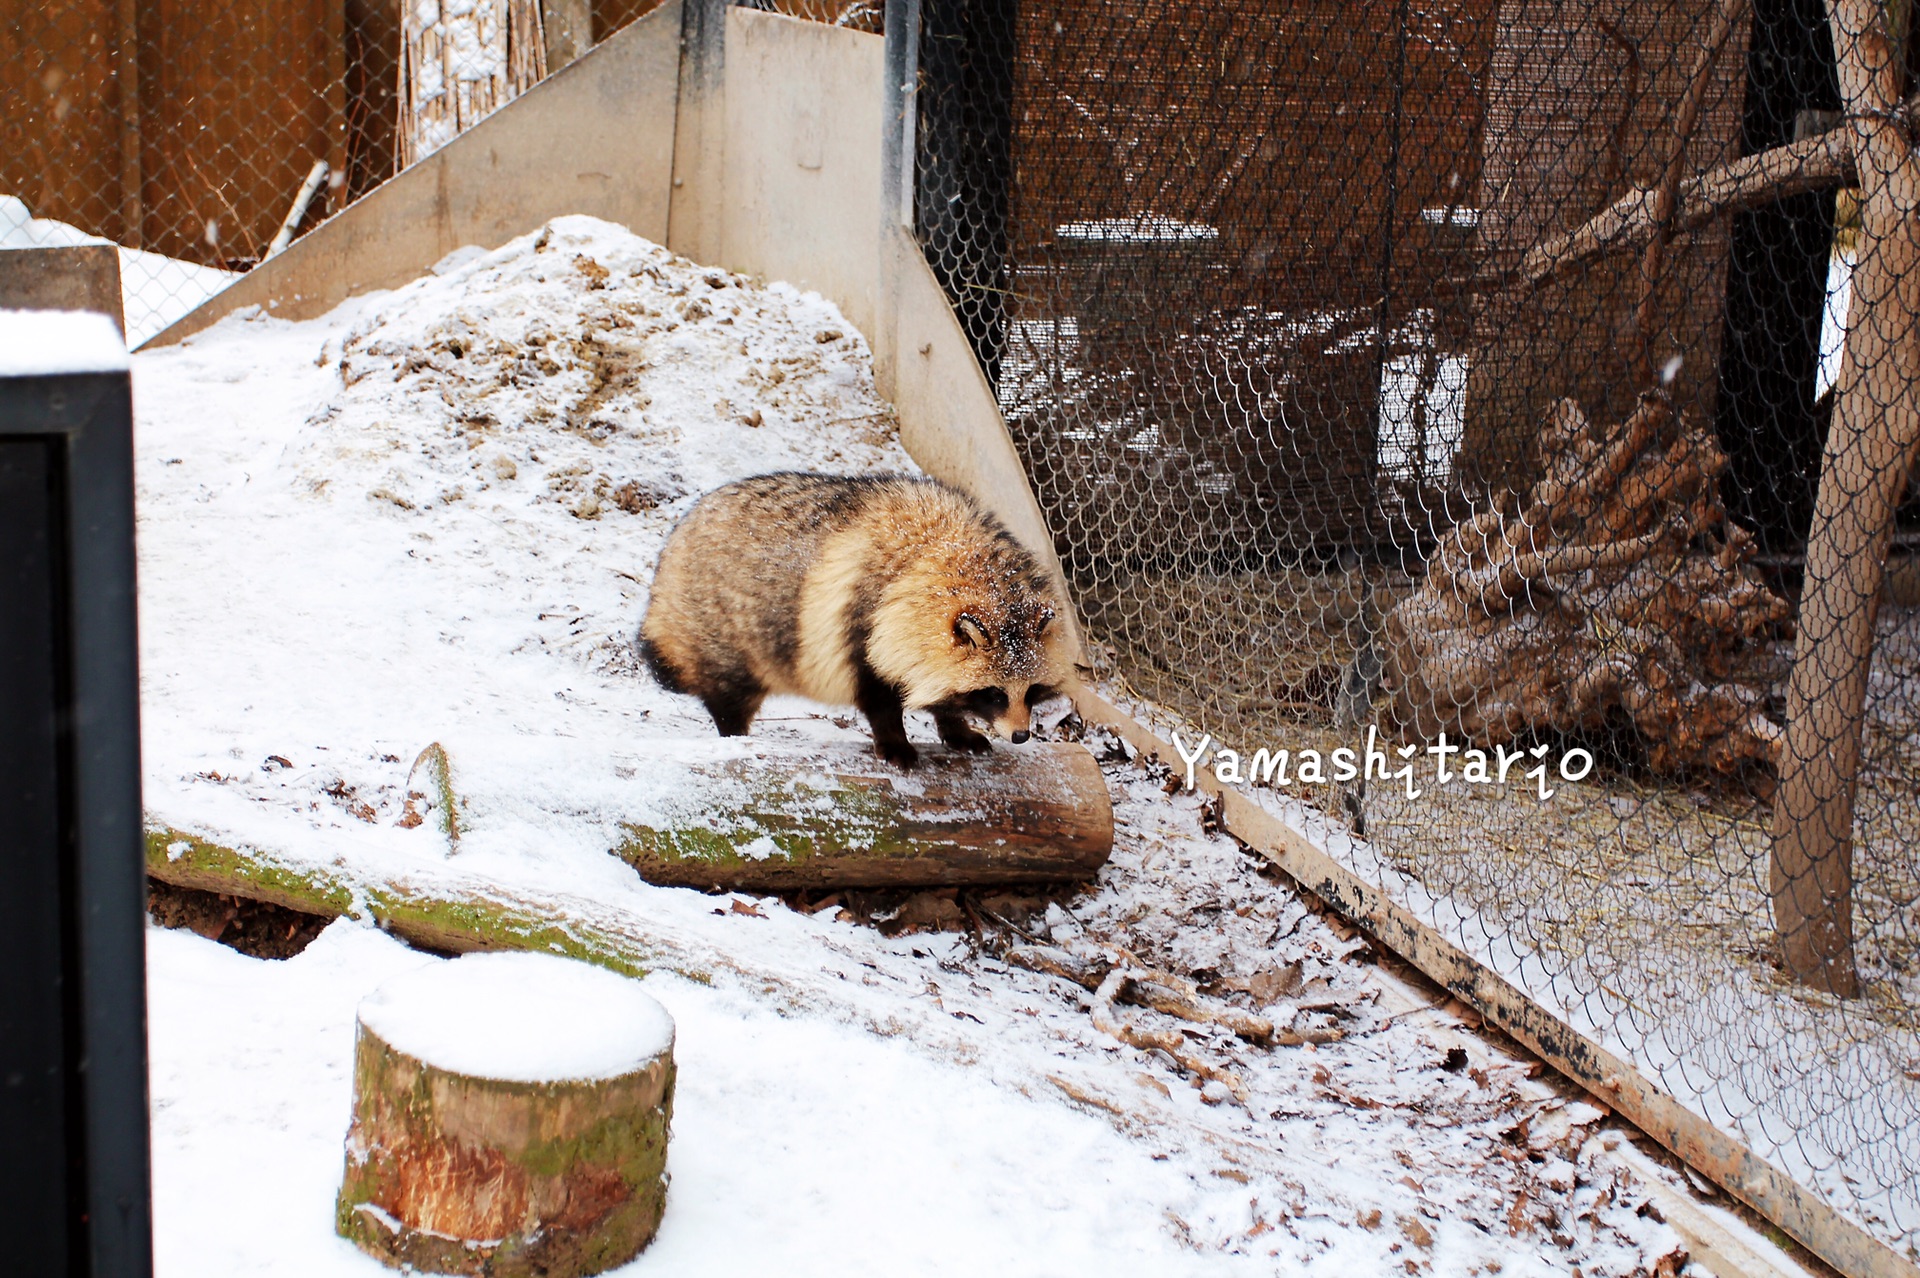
[326,0,349,219]
[115,0,143,245]
[0,0,127,242]
[544,0,595,66]
[139,0,342,264]
[344,0,402,200]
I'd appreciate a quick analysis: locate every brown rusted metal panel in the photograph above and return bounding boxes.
[1005,0,1496,557]
[115,0,144,247]
[592,0,669,43]
[134,0,344,266]
[344,0,402,200]
[1,0,134,242]
[1461,0,1749,492]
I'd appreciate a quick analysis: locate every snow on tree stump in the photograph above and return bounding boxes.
[336,952,675,1277]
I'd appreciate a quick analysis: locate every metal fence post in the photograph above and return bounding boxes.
[0,310,151,1278]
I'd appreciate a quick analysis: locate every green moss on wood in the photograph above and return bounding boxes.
[144,824,679,983]
[610,749,1112,890]
[337,1025,673,1276]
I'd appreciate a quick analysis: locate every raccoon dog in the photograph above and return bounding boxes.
[638,472,1070,768]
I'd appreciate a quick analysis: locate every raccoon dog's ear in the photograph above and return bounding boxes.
[954,613,992,648]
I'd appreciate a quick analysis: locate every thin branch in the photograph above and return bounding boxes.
[1474,104,1905,292]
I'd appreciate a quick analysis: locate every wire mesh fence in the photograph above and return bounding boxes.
[0,0,669,345]
[916,0,1919,1266]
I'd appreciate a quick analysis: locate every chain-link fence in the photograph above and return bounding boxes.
[916,0,1919,1267]
[1,0,673,344]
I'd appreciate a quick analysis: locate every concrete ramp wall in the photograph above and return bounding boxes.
[143,0,1076,651]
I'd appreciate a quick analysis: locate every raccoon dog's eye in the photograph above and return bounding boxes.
[1025,683,1057,706]
[967,687,1010,712]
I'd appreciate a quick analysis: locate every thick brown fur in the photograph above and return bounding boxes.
[639,472,1071,767]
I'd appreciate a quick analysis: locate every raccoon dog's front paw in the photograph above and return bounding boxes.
[876,739,920,769]
[935,714,992,754]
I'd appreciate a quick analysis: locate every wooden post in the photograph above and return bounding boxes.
[543,0,594,68]
[1769,0,1920,998]
[337,953,674,1277]
[115,0,143,247]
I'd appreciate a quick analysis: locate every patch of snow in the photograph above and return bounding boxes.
[1,194,240,347]
[0,308,128,376]
[1056,214,1220,244]
[119,249,241,347]
[146,921,438,1278]
[1377,351,1467,486]
[358,951,673,1082]
[1817,247,1853,400]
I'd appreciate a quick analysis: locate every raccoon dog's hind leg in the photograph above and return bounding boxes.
[636,636,686,694]
[639,636,765,736]
[698,664,767,737]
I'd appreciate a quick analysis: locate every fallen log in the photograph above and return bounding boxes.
[601,740,1114,891]
[151,736,1113,907]
[338,953,674,1277]
[146,825,674,974]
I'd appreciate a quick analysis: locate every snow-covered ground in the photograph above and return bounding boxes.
[137,215,1701,1275]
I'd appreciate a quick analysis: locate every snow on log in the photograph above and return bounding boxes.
[337,952,674,1277]
[1380,390,1791,775]
[605,740,1115,890]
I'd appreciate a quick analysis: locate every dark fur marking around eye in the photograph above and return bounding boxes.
[966,687,1010,713]
[1025,683,1057,706]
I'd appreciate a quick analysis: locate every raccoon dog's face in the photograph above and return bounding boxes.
[921,600,1066,742]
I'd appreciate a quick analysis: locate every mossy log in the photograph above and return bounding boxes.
[145,826,673,977]
[609,740,1114,890]
[338,954,674,1276]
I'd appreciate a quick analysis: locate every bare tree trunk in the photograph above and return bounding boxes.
[1769,0,1920,997]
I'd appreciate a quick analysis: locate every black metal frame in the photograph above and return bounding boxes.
[0,366,151,1278]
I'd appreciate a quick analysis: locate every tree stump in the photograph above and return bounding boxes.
[1381,390,1791,775]
[604,739,1115,891]
[336,952,675,1277]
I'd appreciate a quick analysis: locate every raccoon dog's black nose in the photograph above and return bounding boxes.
[1010,730,1031,744]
